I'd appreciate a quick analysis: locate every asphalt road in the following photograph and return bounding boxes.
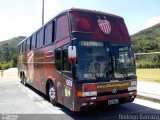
[0,78,160,120]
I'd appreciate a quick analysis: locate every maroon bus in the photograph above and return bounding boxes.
[18,8,137,112]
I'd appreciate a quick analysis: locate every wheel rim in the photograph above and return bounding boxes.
[49,86,55,100]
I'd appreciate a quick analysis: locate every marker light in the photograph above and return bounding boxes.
[77,91,83,97]
[128,86,137,91]
[77,91,97,97]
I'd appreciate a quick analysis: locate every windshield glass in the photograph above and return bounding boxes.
[76,41,112,80]
[75,41,136,81]
[111,44,136,79]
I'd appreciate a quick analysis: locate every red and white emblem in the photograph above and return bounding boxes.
[97,19,111,34]
[27,51,34,63]
[27,51,34,82]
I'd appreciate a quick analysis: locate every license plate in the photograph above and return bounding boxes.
[108,99,119,105]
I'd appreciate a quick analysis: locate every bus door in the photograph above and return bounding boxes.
[55,47,63,104]
[61,45,73,109]
[55,45,73,109]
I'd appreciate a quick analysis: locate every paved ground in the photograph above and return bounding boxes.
[137,81,160,103]
[0,79,63,114]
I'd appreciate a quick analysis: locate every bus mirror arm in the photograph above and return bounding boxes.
[68,46,77,64]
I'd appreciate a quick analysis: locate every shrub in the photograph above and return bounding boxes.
[0,61,14,70]
[136,54,160,68]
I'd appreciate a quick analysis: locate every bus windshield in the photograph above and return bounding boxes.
[76,41,111,80]
[75,41,136,81]
[111,44,136,80]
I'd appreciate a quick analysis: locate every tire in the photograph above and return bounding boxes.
[21,76,26,86]
[48,82,57,106]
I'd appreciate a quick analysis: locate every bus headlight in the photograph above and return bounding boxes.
[82,91,97,97]
[128,86,137,91]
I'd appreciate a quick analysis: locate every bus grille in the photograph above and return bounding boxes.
[97,89,129,96]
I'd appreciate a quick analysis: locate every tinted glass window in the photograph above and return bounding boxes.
[77,41,110,80]
[26,38,30,51]
[20,44,22,54]
[55,48,61,71]
[111,45,135,79]
[18,46,20,54]
[39,29,44,47]
[18,45,21,54]
[62,45,71,71]
[22,42,26,53]
[32,34,36,49]
[45,22,53,45]
[21,43,23,53]
[29,37,32,50]
[62,45,72,77]
[56,15,69,40]
[36,32,40,48]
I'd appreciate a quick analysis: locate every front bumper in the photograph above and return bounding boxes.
[75,91,137,111]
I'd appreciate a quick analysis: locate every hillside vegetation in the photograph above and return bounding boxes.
[0,36,25,49]
[131,23,160,68]
[131,23,160,53]
[0,36,26,69]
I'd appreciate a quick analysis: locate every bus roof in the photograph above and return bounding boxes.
[69,8,122,19]
[18,8,123,45]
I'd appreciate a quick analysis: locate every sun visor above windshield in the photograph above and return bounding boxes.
[69,11,131,44]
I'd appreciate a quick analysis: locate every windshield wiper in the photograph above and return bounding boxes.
[103,66,114,79]
[116,71,130,80]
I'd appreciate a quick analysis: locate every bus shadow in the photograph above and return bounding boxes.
[59,103,160,120]
[23,83,160,120]
[24,83,49,100]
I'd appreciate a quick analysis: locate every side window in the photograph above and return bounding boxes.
[22,42,26,53]
[20,44,22,54]
[36,31,40,48]
[25,40,28,52]
[21,42,23,53]
[26,38,31,51]
[29,37,32,50]
[45,21,55,45]
[40,29,44,47]
[18,45,21,54]
[25,41,27,52]
[55,48,61,71]
[31,34,36,50]
[26,39,29,51]
[36,29,44,48]
[56,14,69,40]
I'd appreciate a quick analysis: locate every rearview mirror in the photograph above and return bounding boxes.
[68,46,77,63]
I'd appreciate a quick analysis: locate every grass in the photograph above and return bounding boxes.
[136,69,160,82]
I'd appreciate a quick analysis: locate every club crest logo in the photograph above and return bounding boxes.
[112,88,117,94]
[97,19,111,34]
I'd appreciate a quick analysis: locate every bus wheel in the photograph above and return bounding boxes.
[21,76,26,86]
[49,82,57,106]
